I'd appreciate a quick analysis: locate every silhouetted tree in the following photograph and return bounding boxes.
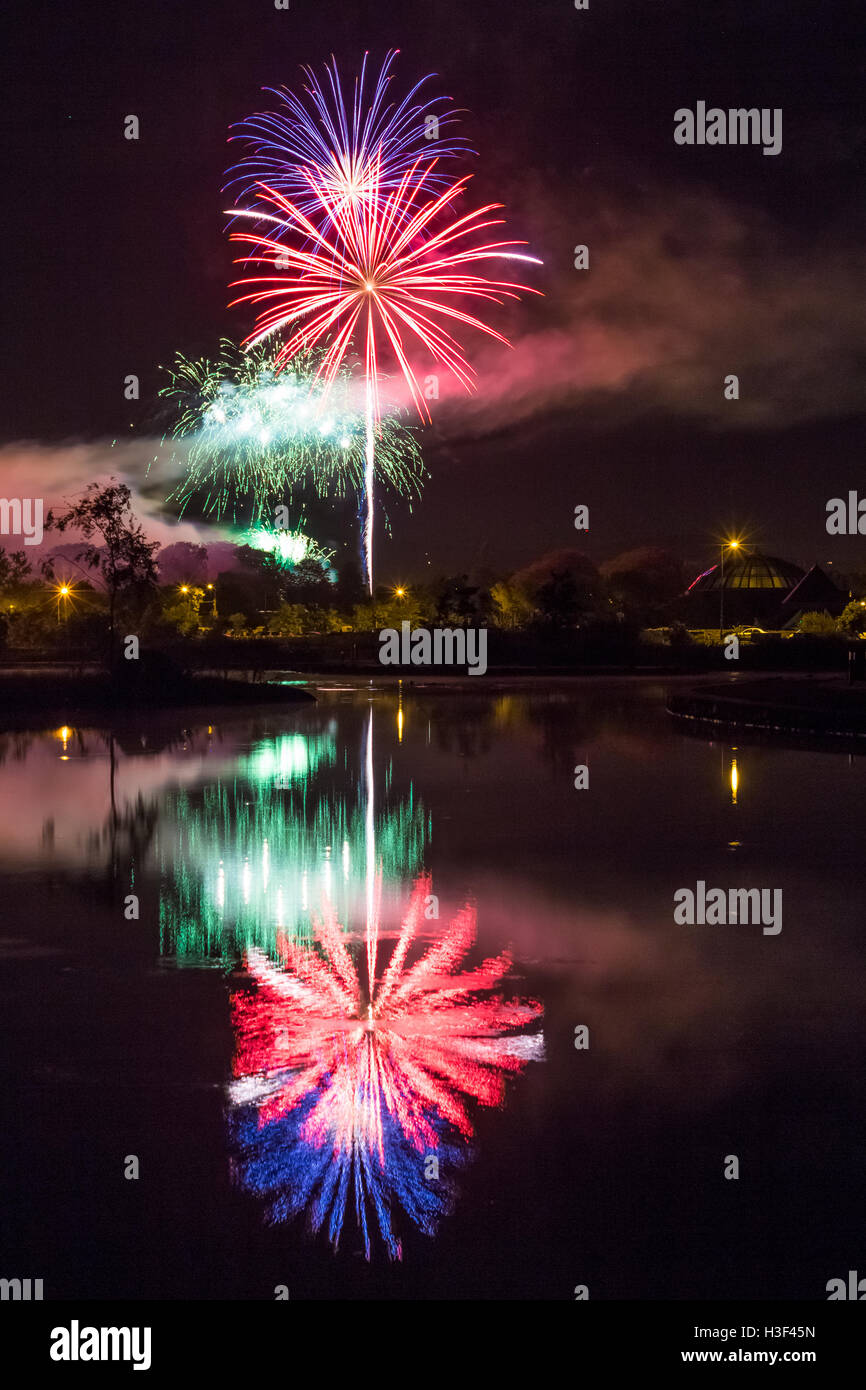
[434,574,480,625]
[600,547,685,621]
[46,480,160,664]
[535,569,582,628]
[334,557,365,609]
[0,549,31,589]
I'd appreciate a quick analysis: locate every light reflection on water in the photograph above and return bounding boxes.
[1,680,865,1291]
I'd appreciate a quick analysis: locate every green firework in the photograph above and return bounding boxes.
[159,339,426,523]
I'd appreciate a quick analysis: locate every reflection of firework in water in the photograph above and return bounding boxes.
[158,339,425,523]
[157,730,428,964]
[227,875,544,1259]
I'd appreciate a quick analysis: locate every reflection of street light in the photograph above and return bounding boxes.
[719,539,740,640]
[730,753,739,805]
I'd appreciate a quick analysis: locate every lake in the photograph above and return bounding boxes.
[0,677,863,1300]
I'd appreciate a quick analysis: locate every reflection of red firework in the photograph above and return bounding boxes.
[228,875,543,1255]
[233,875,543,1147]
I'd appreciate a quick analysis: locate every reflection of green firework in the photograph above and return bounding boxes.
[159,339,426,522]
[243,733,333,784]
[157,732,428,965]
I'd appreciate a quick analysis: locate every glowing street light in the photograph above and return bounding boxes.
[54,582,74,624]
[719,539,741,640]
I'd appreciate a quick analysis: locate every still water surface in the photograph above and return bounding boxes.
[0,679,863,1299]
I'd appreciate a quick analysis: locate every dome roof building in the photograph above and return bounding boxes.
[686,552,805,594]
[677,550,842,627]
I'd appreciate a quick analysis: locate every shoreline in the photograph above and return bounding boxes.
[1,663,861,732]
[0,669,315,730]
[668,675,866,741]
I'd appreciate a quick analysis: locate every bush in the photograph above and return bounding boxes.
[797,610,838,637]
[837,600,866,637]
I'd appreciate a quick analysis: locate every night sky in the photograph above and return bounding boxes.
[2,0,864,580]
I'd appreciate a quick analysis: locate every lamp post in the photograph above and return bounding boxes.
[55,583,71,625]
[719,540,739,640]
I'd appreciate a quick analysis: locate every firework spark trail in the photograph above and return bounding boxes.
[364,706,378,998]
[228,153,540,588]
[364,385,375,601]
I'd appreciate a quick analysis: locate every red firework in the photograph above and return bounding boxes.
[226,152,542,424]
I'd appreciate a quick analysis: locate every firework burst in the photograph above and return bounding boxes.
[225,49,471,233]
[159,338,425,524]
[228,152,541,586]
[245,524,335,570]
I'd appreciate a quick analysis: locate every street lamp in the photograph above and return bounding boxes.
[55,582,72,624]
[719,539,740,640]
